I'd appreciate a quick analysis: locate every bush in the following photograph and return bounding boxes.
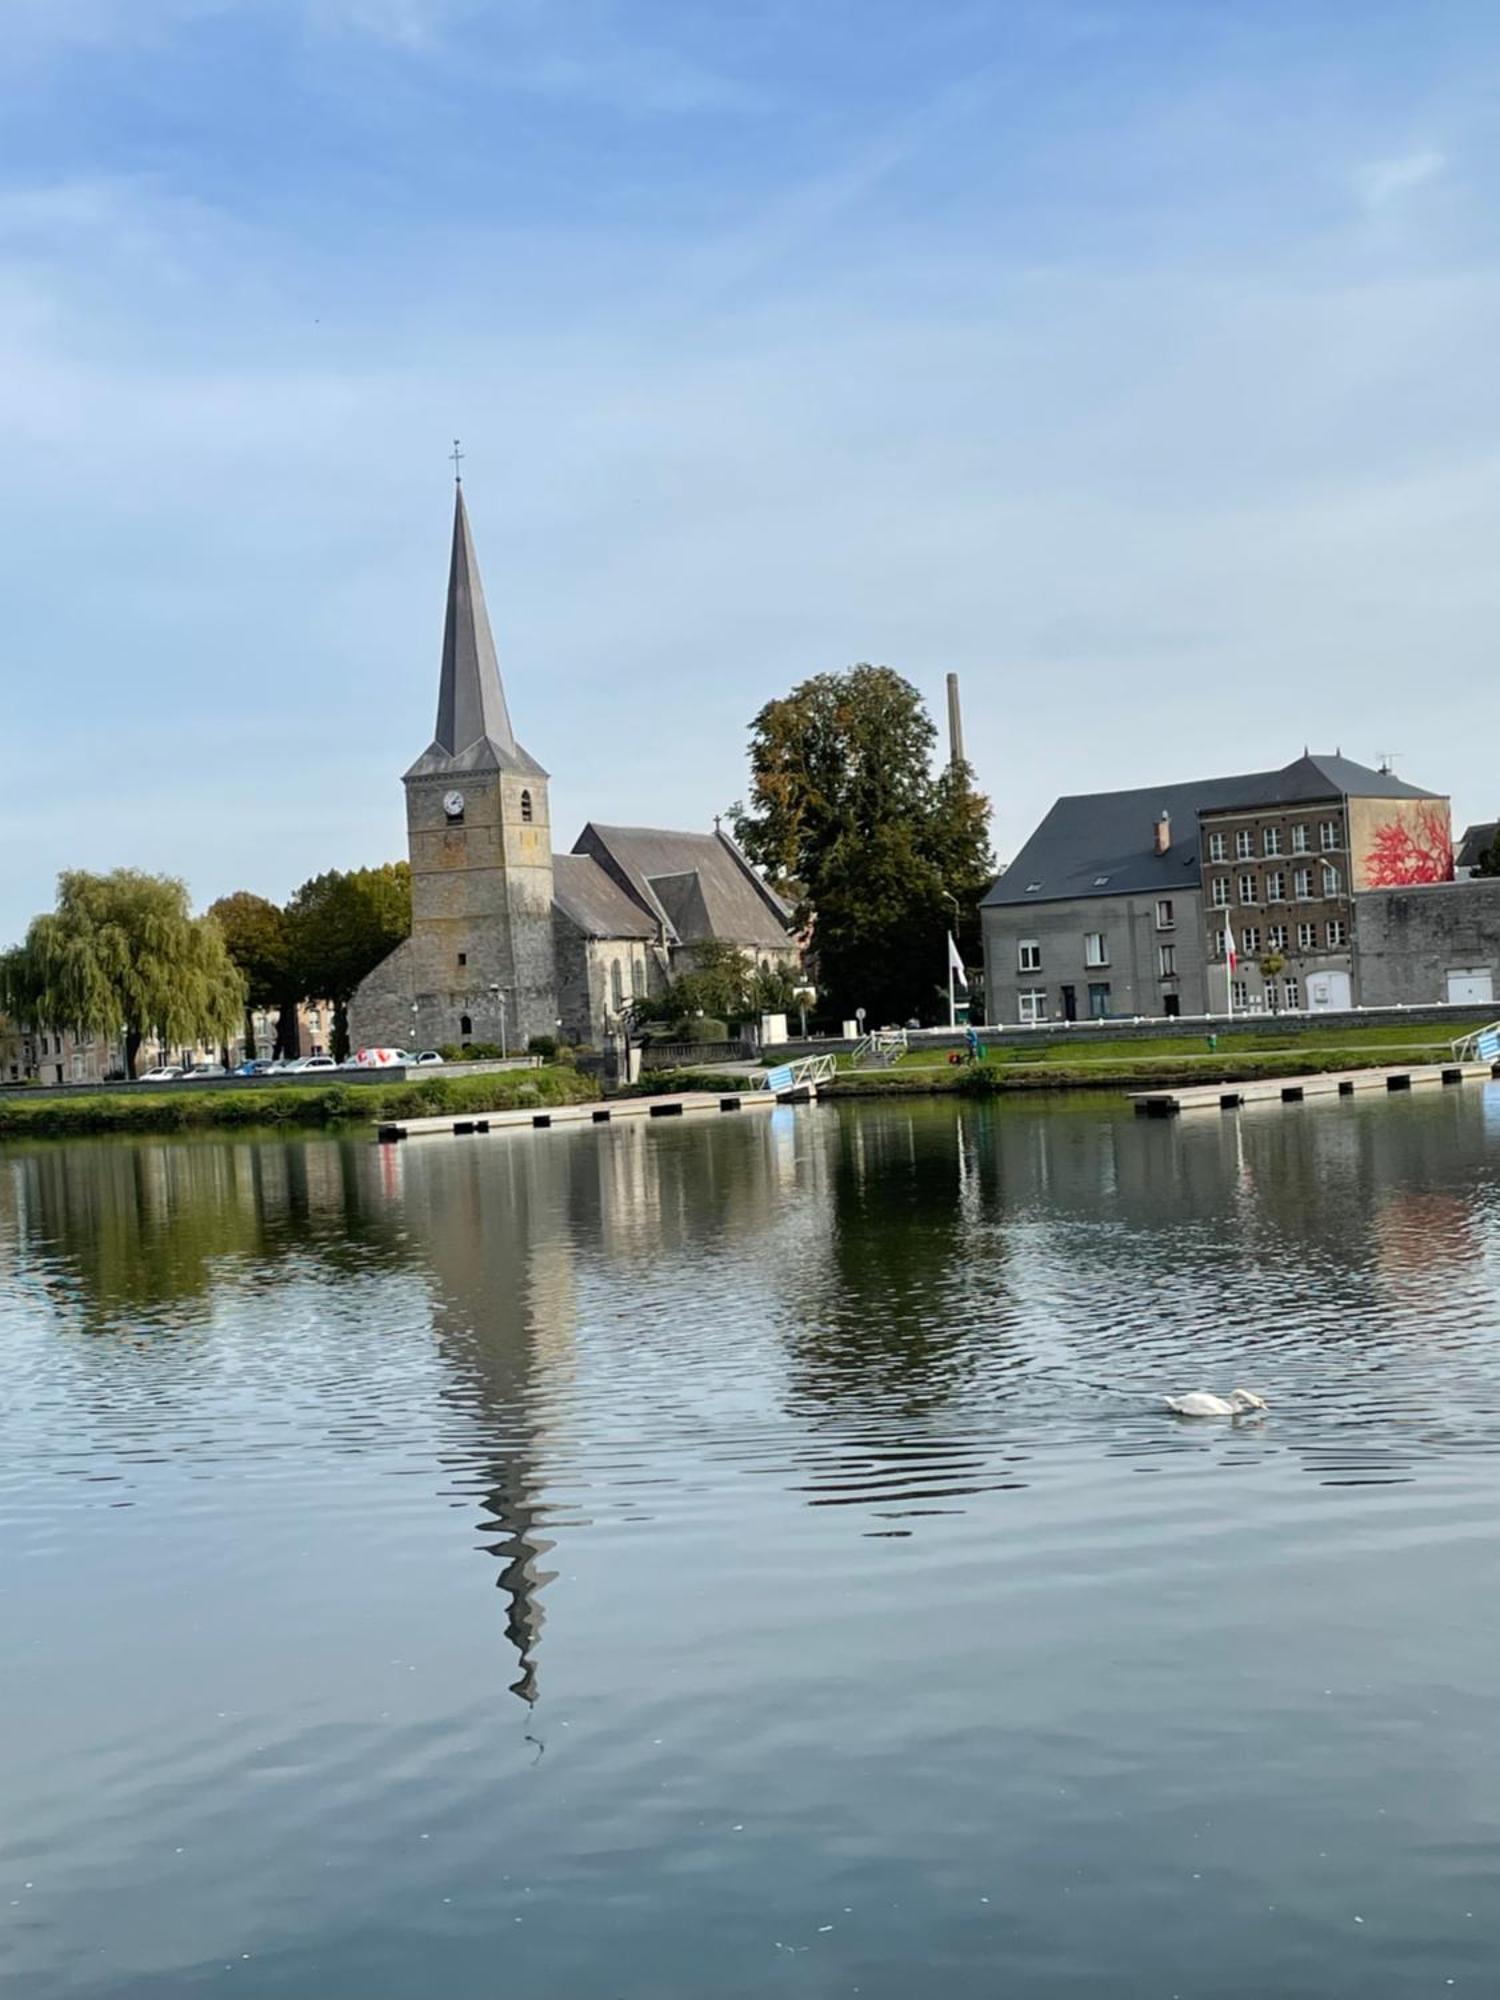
[527,1034,558,1061]
[670,1017,729,1044]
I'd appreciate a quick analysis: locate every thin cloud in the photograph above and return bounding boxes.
[1355,148,1447,210]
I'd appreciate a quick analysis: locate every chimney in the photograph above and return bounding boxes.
[945,672,965,770]
[1154,808,1172,856]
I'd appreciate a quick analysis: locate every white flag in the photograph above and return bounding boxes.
[947,933,968,988]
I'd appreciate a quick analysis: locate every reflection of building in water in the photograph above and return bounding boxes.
[402,1138,580,1705]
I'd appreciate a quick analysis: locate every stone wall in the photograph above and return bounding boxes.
[554,913,660,1047]
[1355,879,1500,1007]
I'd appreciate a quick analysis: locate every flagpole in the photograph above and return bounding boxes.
[948,938,956,1028]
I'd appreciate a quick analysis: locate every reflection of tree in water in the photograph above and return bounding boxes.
[783,1101,1002,1415]
[0,1135,409,1335]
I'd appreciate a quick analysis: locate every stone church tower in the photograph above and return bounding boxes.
[353,483,558,1053]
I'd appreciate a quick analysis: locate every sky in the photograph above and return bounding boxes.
[2,0,1499,942]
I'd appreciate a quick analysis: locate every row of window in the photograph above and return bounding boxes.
[1207,821,1340,863]
[1017,984,1114,1024]
[1210,865,1341,906]
[1216,921,1347,954]
[1019,933,1111,972]
[1232,978,1302,1009]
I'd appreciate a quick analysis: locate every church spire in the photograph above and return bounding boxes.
[433,481,518,762]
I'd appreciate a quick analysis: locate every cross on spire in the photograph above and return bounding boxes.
[450,438,465,483]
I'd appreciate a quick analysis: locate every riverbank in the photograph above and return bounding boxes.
[0,1066,598,1140]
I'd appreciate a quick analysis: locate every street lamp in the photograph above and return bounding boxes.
[489,983,508,1057]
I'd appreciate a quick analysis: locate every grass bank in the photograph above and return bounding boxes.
[830,1035,1474,1098]
[0,1066,598,1142]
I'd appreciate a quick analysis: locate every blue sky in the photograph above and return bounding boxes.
[2,0,1498,941]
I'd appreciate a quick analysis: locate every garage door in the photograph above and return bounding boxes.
[1306,971,1353,1012]
[1447,969,1495,1006]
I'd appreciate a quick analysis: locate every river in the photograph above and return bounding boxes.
[4,1091,1500,1996]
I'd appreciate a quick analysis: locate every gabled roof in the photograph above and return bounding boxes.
[551,855,658,940]
[572,824,796,948]
[984,753,1446,910]
[404,485,548,781]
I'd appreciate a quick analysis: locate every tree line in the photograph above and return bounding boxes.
[1,864,410,1076]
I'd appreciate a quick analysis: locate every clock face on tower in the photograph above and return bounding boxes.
[442,790,465,820]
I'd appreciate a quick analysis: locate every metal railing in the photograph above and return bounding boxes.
[762,1053,837,1095]
[1451,1021,1500,1062]
[849,1029,907,1069]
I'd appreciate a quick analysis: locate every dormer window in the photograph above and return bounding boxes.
[520,789,534,824]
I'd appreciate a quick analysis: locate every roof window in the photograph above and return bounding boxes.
[1093,874,1111,887]
[1025,881,1042,894]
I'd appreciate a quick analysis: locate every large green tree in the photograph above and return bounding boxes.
[0,869,246,1077]
[208,891,300,1059]
[284,862,411,1059]
[733,665,994,1025]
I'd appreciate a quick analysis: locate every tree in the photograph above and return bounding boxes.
[732,665,994,1025]
[632,940,804,1030]
[284,863,411,1059]
[0,869,245,1077]
[208,891,299,1058]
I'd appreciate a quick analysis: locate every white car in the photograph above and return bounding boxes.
[285,1055,338,1073]
[187,1063,228,1077]
[138,1066,183,1082]
[413,1051,445,1066]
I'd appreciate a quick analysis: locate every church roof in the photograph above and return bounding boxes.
[404,485,548,782]
[551,855,658,940]
[572,824,796,948]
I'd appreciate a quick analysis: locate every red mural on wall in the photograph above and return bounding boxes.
[1363,805,1455,887]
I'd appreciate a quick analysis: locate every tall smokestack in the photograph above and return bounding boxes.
[945,672,965,771]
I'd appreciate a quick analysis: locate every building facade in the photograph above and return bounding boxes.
[1355,877,1500,1009]
[983,755,1452,1024]
[350,485,800,1053]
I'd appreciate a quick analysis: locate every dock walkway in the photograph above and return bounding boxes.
[1131,1058,1500,1117]
[376,1087,797,1144]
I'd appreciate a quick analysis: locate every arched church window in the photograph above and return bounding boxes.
[460,1014,473,1038]
[520,790,533,823]
[611,961,624,1010]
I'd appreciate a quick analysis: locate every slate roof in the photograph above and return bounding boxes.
[984,754,1444,911]
[551,855,658,940]
[404,485,548,782]
[1458,822,1497,870]
[573,824,796,948]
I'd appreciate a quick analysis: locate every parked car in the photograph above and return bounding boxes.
[284,1054,338,1073]
[187,1063,228,1077]
[138,1066,183,1082]
[348,1048,411,1068]
[413,1051,445,1066]
[233,1058,278,1077]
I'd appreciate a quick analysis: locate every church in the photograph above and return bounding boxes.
[349,484,802,1054]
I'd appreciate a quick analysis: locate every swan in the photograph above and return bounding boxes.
[1164,1387,1268,1418]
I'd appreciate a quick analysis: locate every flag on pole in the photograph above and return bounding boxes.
[947,934,968,989]
[1224,919,1237,975]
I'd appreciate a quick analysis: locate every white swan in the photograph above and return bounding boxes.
[1164,1387,1268,1418]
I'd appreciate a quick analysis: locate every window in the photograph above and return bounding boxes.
[1320,820,1340,851]
[457,951,467,967]
[1265,871,1287,902]
[1018,989,1047,1024]
[1235,828,1254,860]
[1322,864,1341,897]
[1214,928,1230,958]
[1210,876,1230,908]
[1263,826,1282,856]
[1326,920,1348,949]
[1293,868,1313,901]
[1158,944,1177,977]
[308,1011,321,1030]
[1232,980,1250,1010]
[1297,922,1315,950]
[611,961,624,1010]
[1284,977,1301,1009]
[1018,940,1042,972]
[1268,924,1287,951]
[1239,873,1258,905]
[1155,899,1175,929]
[1241,926,1261,955]
[1092,874,1111,888]
[520,790,534,824]
[1088,981,1112,1019]
[1084,932,1109,967]
[1292,824,1310,853]
[1207,832,1227,863]
[459,1013,473,1037]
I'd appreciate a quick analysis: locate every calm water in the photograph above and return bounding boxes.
[4,1092,1500,1998]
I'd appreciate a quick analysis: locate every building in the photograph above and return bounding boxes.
[1355,877,1500,1009]
[983,754,1452,1023]
[349,484,800,1053]
[1457,822,1497,877]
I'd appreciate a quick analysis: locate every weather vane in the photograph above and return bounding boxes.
[450,438,464,483]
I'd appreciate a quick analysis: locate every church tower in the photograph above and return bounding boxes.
[400,482,558,1051]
